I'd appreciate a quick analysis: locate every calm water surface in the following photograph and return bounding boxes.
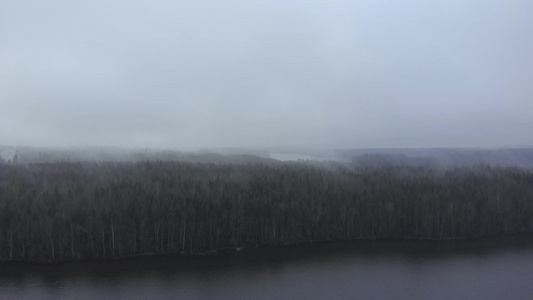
[1,236,533,300]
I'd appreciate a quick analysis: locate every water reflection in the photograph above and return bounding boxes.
[1,236,533,300]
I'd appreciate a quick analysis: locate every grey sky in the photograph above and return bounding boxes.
[1,0,532,149]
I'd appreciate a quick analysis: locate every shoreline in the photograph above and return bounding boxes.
[3,233,533,266]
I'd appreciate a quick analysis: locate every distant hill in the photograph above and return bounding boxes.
[340,148,533,168]
[2,146,533,168]
[0,146,277,165]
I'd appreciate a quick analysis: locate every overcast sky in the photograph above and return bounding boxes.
[1,0,532,149]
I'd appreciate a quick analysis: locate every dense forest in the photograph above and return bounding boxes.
[1,160,533,263]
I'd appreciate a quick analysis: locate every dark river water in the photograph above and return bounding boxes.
[1,236,533,300]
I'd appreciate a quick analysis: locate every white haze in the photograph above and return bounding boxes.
[1,0,532,150]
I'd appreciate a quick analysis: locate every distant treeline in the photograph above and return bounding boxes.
[347,148,533,168]
[6,146,533,167]
[0,147,276,165]
[1,161,533,262]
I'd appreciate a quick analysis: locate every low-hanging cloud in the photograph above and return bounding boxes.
[1,0,532,149]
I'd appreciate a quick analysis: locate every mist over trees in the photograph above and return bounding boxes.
[0,146,277,165]
[345,148,533,168]
[1,158,533,263]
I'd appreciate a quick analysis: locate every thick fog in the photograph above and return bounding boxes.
[1,0,532,149]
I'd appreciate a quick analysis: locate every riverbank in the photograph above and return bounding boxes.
[4,233,533,300]
[3,233,533,266]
